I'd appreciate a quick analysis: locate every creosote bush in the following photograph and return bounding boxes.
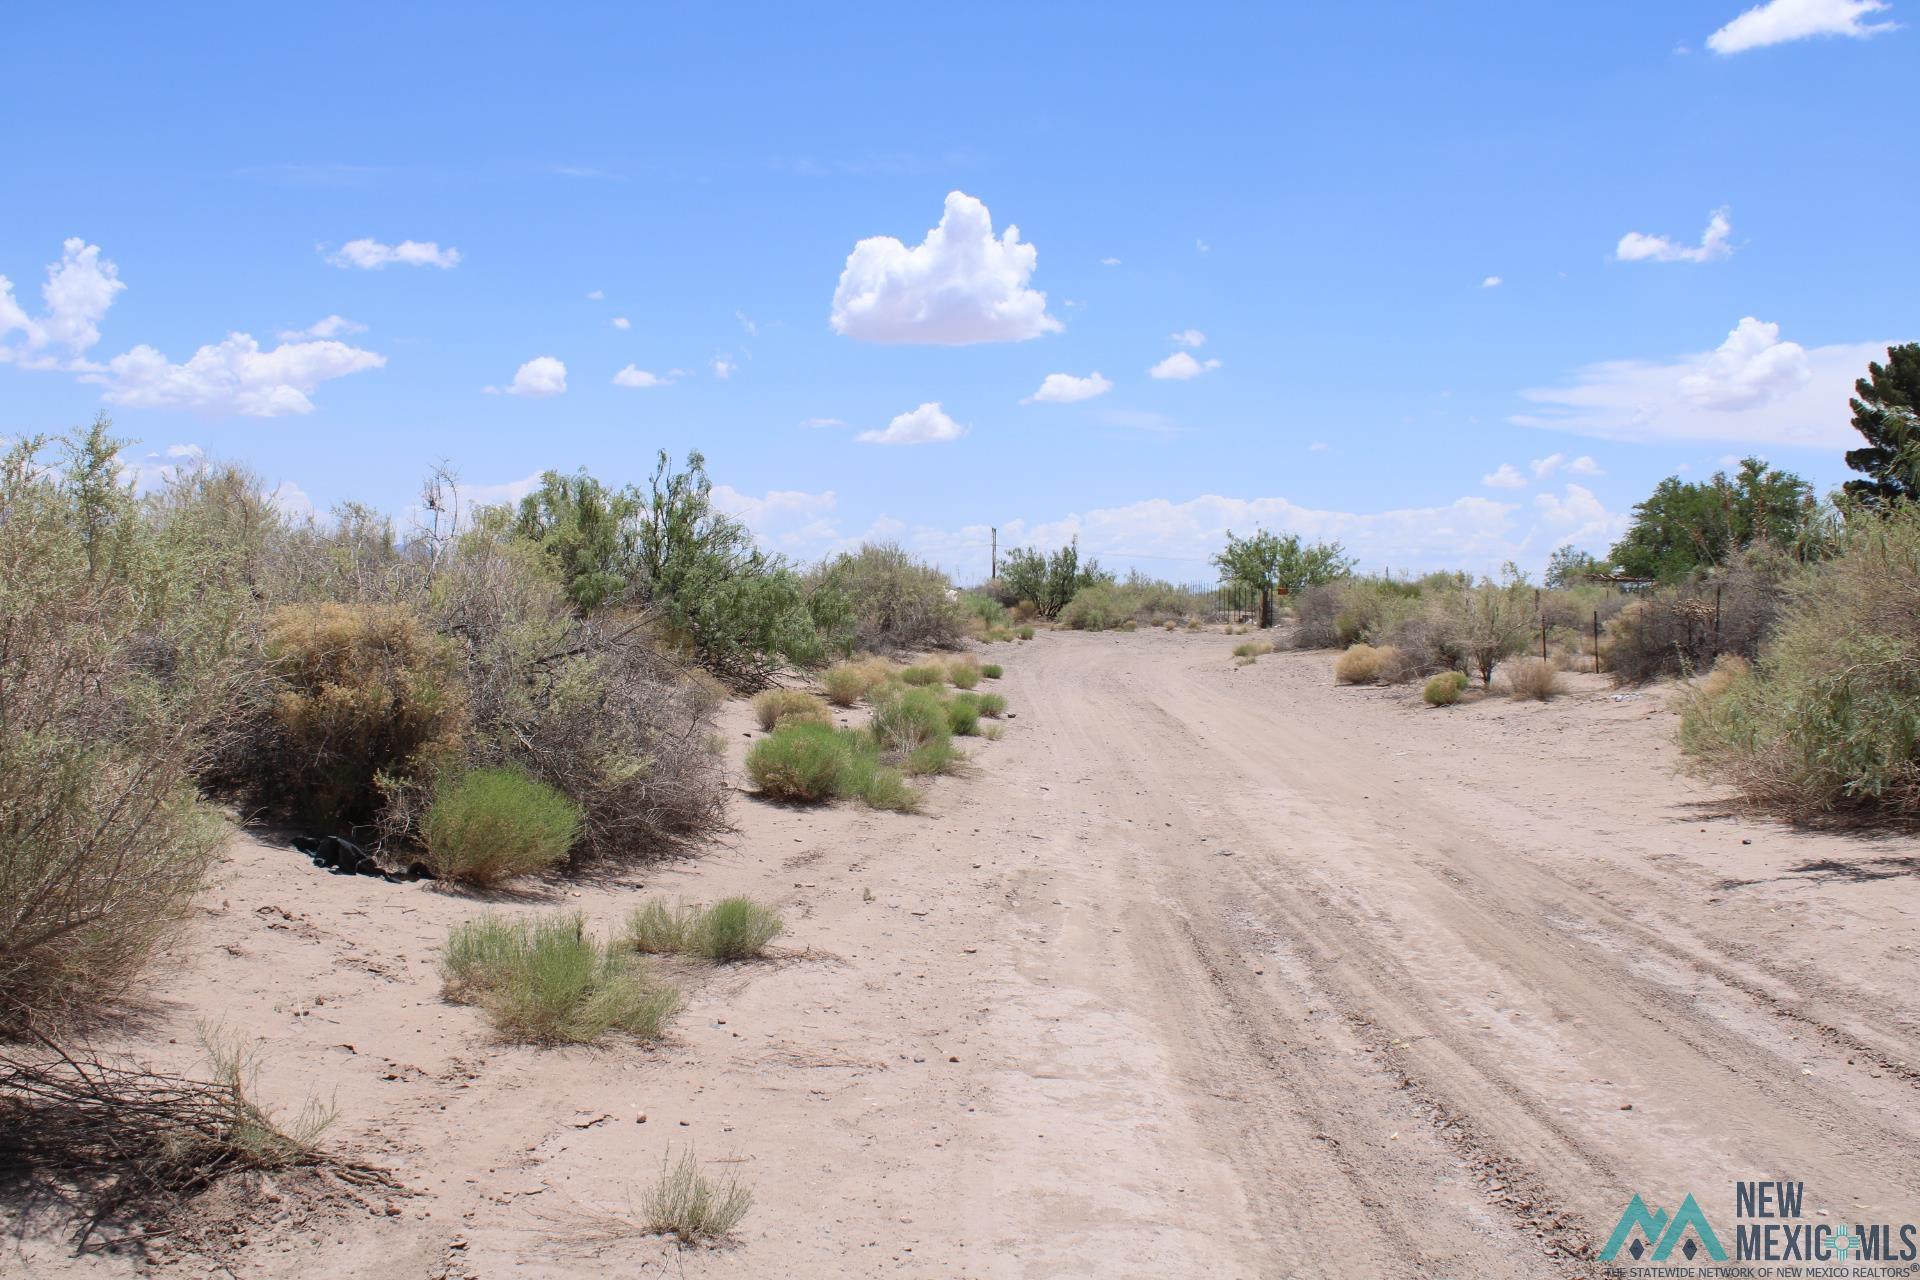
[1423,671,1469,706]
[441,913,677,1045]
[1680,505,1920,824]
[751,688,829,732]
[1504,657,1560,702]
[421,767,583,886]
[643,1147,753,1245]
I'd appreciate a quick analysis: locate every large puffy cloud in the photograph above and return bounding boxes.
[857,401,968,445]
[1513,317,1884,447]
[0,238,126,367]
[1022,371,1112,404]
[95,334,386,417]
[711,484,841,554]
[1616,208,1733,264]
[1707,0,1895,53]
[830,191,1061,344]
[325,238,461,269]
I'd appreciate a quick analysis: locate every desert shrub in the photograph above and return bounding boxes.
[1016,625,1036,641]
[904,738,963,776]
[643,1148,753,1245]
[692,898,783,961]
[1333,644,1387,684]
[746,722,849,802]
[1680,506,1920,823]
[958,593,1009,632]
[981,663,1003,679]
[1232,640,1274,659]
[1445,579,1534,686]
[821,664,869,707]
[975,692,1008,718]
[627,900,697,954]
[441,914,677,1045]
[421,767,582,886]
[0,425,243,1033]
[261,602,466,823]
[947,695,982,736]
[1505,657,1560,702]
[948,663,980,690]
[1423,671,1469,706]
[810,543,962,653]
[751,688,828,732]
[1289,582,1349,649]
[871,687,951,754]
[1698,653,1752,699]
[1605,553,1788,684]
[900,665,942,686]
[831,745,921,812]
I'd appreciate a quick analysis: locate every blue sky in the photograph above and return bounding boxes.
[2,1,1913,581]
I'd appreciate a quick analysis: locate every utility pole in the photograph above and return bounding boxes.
[990,527,997,581]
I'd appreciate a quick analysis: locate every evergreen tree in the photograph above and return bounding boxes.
[1842,343,1920,507]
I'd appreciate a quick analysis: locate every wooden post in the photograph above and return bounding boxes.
[1593,610,1600,675]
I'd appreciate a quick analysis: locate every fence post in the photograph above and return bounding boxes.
[1593,610,1600,675]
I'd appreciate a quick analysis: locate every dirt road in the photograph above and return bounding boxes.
[19,628,1920,1278]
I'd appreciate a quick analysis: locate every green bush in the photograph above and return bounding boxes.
[981,663,1003,679]
[808,543,963,653]
[947,694,982,736]
[832,745,921,812]
[899,665,942,686]
[871,687,950,753]
[627,900,696,954]
[692,897,784,961]
[1016,625,1036,641]
[1680,505,1920,823]
[441,914,677,1044]
[821,664,869,707]
[1423,671,1469,706]
[421,767,583,886]
[904,738,963,776]
[975,692,1008,718]
[947,662,980,689]
[745,722,848,802]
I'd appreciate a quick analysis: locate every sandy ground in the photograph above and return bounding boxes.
[9,627,1920,1278]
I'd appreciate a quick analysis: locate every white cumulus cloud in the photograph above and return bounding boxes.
[1023,371,1113,404]
[830,191,1061,345]
[489,356,567,397]
[0,238,126,367]
[1708,0,1896,53]
[1483,464,1528,489]
[1566,455,1605,476]
[96,334,386,417]
[1482,275,1503,288]
[612,316,631,330]
[1170,328,1207,348]
[325,238,461,270]
[277,314,367,341]
[1616,208,1734,264]
[1149,351,1222,380]
[1513,316,1883,447]
[858,401,967,445]
[613,365,672,388]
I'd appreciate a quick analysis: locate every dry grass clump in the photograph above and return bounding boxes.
[1231,639,1274,659]
[899,665,943,686]
[420,766,583,886]
[751,687,829,731]
[1423,670,1469,706]
[440,914,678,1045]
[626,898,782,962]
[1504,657,1560,702]
[974,692,1008,718]
[642,1147,753,1245]
[1333,643,1390,684]
[821,663,869,707]
[1016,625,1036,641]
[947,660,981,689]
[980,663,1003,679]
